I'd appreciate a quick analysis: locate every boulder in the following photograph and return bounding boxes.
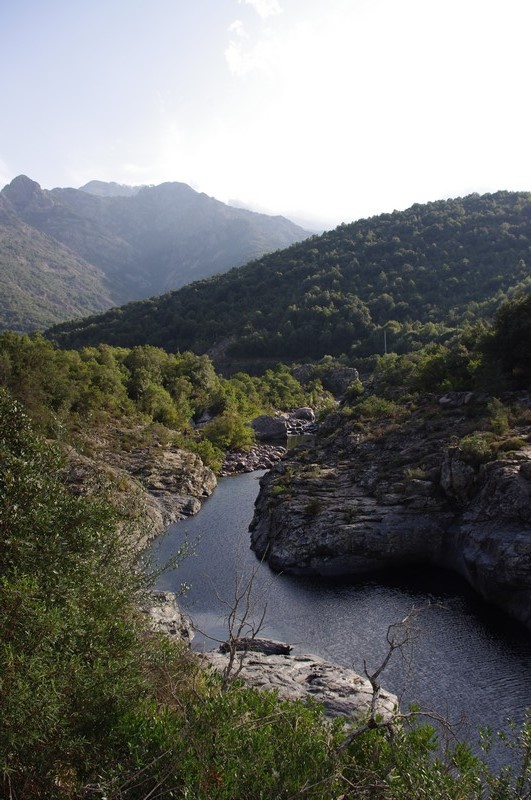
[251,414,289,441]
[291,407,316,422]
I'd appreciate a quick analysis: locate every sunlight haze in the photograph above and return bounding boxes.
[1,0,530,228]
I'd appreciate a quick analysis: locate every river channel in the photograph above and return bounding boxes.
[152,469,531,762]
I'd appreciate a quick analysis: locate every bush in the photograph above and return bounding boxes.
[350,395,404,421]
[459,433,495,465]
[202,411,256,452]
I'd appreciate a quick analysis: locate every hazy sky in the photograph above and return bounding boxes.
[1,0,530,229]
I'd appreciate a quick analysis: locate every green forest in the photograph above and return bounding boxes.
[49,191,531,361]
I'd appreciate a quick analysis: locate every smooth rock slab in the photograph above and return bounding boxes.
[201,649,398,721]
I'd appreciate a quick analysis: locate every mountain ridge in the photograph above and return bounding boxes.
[0,175,309,331]
[48,190,531,362]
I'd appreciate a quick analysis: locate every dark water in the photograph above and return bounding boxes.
[152,470,531,762]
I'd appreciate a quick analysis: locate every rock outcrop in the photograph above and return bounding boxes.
[143,590,195,642]
[201,648,397,721]
[145,599,398,722]
[250,397,531,629]
[62,430,217,540]
[250,409,318,443]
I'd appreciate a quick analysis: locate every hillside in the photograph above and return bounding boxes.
[48,191,531,360]
[0,194,113,331]
[0,175,308,331]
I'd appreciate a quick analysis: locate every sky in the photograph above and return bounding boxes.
[1,0,531,230]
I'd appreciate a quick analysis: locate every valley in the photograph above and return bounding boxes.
[1,188,530,798]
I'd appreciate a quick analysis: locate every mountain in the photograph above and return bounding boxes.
[79,180,143,198]
[48,191,531,361]
[0,175,309,331]
[0,192,113,331]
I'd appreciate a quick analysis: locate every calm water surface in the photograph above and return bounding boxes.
[152,470,531,761]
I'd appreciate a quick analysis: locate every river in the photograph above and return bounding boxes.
[152,469,531,763]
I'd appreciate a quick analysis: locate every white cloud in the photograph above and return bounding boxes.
[224,25,279,75]
[228,20,247,37]
[238,0,282,19]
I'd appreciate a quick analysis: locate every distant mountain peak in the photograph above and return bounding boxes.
[1,174,52,213]
[79,180,143,198]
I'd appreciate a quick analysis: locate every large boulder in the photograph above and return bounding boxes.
[251,414,289,441]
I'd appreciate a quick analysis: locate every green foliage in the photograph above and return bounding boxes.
[1,389,530,799]
[483,291,531,388]
[0,333,319,474]
[349,395,404,421]
[486,397,510,435]
[50,191,531,362]
[0,390,151,795]
[174,432,225,472]
[459,433,495,465]
[202,411,256,452]
[345,377,365,400]
[496,436,527,453]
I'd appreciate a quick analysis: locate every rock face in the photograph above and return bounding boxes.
[143,591,194,642]
[201,649,397,721]
[251,415,290,441]
[63,432,217,539]
[250,397,531,629]
[117,445,217,529]
[250,410,318,443]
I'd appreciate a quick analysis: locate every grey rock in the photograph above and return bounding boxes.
[249,399,531,629]
[251,414,289,441]
[439,391,475,407]
[291,407,316,422]
[440,447,476,504]
[143,591,194,641]
[202,649,397,721]
[221,444,287,476]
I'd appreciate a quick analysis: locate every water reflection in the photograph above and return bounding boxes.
[152,470,531,762]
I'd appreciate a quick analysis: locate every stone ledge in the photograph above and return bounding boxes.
[200,648,398,721]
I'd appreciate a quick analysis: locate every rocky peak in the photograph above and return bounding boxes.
[1,174,53,213]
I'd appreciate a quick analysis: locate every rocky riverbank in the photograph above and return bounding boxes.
[202,648,397,721]
[145,592,397,721]
[221,444,287,475]
[62,428,217,541]
[250,393,531,630]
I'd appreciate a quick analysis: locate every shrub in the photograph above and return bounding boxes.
[303,498,322,516]
[486,397,510,435]
[202,411,256,452]
[459,433,494,465]
[350,395,404,421]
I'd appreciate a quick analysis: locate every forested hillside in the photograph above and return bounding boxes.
[0,175,308,332]
[49,191,531,361]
